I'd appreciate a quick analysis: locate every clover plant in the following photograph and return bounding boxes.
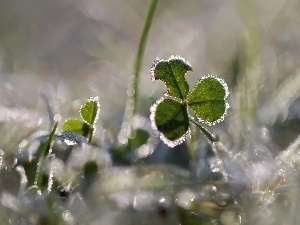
[150,55,229,147]
[62,96,100,144]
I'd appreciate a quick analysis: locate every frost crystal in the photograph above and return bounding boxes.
[150,57,166,81]
[159,129,190,148]
[169,55,192,68]
[150,55,192,81]
[80,96,100,125]
[150,97,164,134]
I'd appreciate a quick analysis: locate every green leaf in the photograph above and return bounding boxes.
[187,75,229,125]
[80,96,100,126]
[151,55,192,99]
[151,98,189,147]
[62,118,90,137]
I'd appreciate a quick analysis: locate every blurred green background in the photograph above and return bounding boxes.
[0,1,300,224]
[0,0,299,147]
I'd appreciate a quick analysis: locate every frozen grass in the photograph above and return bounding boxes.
[0,0,300,224]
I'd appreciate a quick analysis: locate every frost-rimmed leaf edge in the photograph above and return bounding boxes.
[150,55,192,99]
[150,97,190,148]
[150,55,192,80]
[188,74,230,126]
[80,96,100,126]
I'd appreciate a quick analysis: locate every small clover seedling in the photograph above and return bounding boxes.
[63,96,100,144]
[150,55,229,147]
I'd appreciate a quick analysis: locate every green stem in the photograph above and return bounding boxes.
[34,121,58,188]
[188,116,218,143]
[187,122,196,161]
[132,0,158,115]
[118,0,158,143]
[189,117,231,181]
[88,126,94,144]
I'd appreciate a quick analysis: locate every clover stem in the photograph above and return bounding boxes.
[88,126,94,144]
[118,0,158,144]
[187,123,197,161]
[188,117,233,181]
[188,116,218,143]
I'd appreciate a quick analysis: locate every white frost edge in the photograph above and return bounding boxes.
[150,97,190,148]
[80,96,100,125]
[150,55,192,81]
[192,74,230,126]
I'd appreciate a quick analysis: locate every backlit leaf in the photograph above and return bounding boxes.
[80,96,100,126]
[62,118,90,137]
[150,98,189,147]
[187,75,229,126]
[150,55,192,99]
